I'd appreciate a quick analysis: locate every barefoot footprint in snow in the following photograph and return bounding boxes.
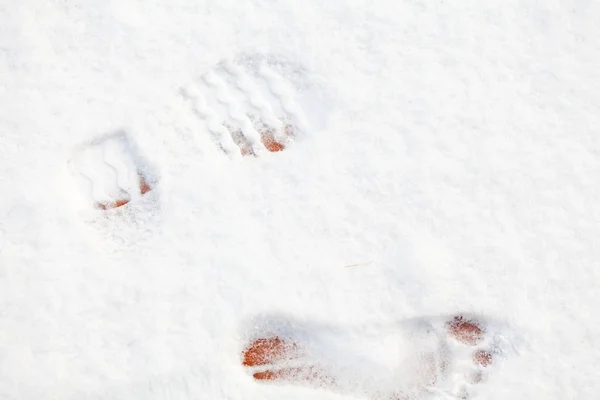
[241,315,512,399]
[66,131,156,211]
[181,55,325,158]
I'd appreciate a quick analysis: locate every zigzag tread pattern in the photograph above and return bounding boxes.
[68,134,154,211]
[181,57,309,158]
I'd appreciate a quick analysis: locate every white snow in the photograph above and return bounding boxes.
[1,0,600,399]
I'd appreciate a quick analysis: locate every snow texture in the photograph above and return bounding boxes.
[1,0,599,399]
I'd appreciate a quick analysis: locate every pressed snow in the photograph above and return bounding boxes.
[1,1,599,399]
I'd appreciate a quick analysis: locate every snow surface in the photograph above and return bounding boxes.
[1,0,600,399]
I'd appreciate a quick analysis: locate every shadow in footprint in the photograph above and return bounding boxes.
[240,313,514,399]
[180,53,330,159]
[68,130,159,212]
